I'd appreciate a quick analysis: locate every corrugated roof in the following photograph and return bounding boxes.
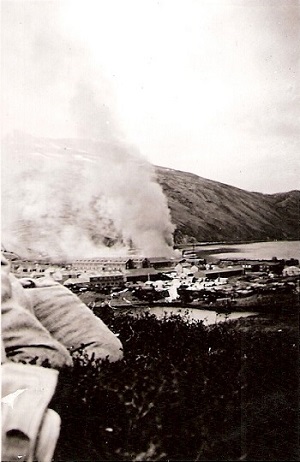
[64,276,90,285]
[205,266,244,275]
[72,257,146,263]
[124,268,158,276]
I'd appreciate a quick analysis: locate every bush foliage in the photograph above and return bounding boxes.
[51,310,299,461]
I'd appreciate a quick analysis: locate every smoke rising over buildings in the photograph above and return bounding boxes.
[2,0,300,197]
[2,130,175,260]
[3,1,297,258]
[1,2,177,260]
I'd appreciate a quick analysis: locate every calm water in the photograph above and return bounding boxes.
[196,240,300,261]
[146,306,258,326]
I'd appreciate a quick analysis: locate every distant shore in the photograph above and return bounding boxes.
[175,238,299,248]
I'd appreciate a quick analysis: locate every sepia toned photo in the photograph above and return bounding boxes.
[1,0,299,460]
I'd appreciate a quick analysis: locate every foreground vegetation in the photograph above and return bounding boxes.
[51,309,299,461]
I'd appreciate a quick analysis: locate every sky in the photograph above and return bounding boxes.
[1,0,300,193]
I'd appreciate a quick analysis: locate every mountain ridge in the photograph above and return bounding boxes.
[2,133,299,253]
[155,166,299,244]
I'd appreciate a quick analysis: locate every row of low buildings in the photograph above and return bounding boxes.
[8,256,181,288]
[8,256,176,272]
[6,252,300,292]
[72,257,175,272]
[217,258,299,275]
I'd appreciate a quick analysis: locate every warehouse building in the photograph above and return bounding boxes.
[72,257,149,272]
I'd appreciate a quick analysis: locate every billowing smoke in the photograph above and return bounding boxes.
[2,4,176,260]
[2,128,176,260]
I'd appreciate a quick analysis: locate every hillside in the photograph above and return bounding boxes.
[2,133,299,256]
[155,166,300,244]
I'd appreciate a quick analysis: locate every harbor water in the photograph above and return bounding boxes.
[194,240,300,262]
[144,306,258,325]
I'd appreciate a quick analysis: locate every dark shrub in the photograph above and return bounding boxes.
[51,312,299,461]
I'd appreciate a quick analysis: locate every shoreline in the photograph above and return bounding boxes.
[175,238,299,248]
[101,291,299,315]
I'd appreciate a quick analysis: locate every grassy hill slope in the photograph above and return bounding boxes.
[155,166,299,244]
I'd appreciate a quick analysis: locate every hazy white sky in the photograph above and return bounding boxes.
[2,0,300,193]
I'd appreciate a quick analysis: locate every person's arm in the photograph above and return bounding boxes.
[25,277,123,363]
[1,255,73,369]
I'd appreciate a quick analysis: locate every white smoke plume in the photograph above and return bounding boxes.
[1,2,176,260]
[2,129,176,260]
